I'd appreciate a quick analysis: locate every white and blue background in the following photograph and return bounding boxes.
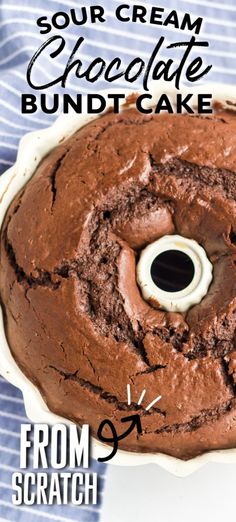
[0,1,236,520]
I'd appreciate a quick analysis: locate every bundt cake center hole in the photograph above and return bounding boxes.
[150,249,195,293]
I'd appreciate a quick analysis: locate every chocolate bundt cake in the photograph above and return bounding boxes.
[1,107,236,459]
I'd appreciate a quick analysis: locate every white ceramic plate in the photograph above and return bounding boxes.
[1,81,236,477]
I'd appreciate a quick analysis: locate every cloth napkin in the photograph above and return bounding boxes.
[0,0,236,520]
[0,377,106,521]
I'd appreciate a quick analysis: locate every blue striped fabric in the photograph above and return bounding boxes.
[0,377,106,521]
[0,0,236,520]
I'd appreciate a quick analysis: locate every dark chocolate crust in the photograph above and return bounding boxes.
[1,108,236,460]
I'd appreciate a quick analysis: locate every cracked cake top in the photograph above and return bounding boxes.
[1,107,236,459]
